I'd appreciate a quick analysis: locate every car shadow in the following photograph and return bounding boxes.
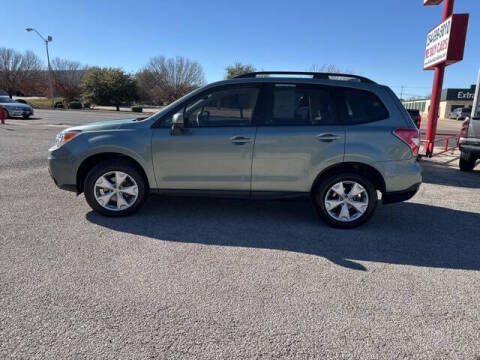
[420,160,480,189]
[86,196,480,272]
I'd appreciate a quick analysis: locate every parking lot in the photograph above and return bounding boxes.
[1,109,479,359]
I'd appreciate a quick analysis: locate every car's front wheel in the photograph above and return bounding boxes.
[84,161,148,216]
[314,173,378,228]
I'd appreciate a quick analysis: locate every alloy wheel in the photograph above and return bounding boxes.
[94,171,139,211]
[324,181,369,222]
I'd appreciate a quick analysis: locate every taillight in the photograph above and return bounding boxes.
[393,128,420,156]
[459,119,470,138]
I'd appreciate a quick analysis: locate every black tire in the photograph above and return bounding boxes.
[3,109,9,119]
[84,160,148,216]
[22,114,30,119]
[459,151,476,172]
[313,172,378,229]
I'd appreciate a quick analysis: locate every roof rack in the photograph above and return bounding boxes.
[233,71,376,84]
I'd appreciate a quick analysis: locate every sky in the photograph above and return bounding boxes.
[3,0,479,99]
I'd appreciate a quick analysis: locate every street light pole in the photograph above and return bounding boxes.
[26,28,55,109]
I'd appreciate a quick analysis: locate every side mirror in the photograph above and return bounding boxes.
[198,110,210,122]
[170,112,184,136]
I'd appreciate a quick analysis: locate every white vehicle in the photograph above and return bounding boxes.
[0,97,34,119]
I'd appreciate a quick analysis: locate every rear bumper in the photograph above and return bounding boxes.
[459,138,480,154]
[383,183,421,204]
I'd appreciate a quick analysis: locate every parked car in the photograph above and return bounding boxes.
[406,109,421,129]
[459,117,479,171]
[48,71,422,228]
[450,107,471,121]
[0,96,34,119]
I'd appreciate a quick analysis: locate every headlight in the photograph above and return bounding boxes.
[55,130,81,147]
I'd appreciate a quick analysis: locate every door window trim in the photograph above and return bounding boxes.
[256,83,344,127]
[151,83,266,129]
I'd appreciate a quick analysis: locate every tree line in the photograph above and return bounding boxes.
[0,48,258,110]
[0,47,347,110]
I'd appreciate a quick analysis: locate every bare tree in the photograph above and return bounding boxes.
[51,58,88,102]
[225,62,256,79]
[309,64,355,74]
[0,48,43,97]
[136,56,205,105]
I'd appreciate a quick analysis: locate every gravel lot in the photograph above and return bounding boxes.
[1,110,479,359]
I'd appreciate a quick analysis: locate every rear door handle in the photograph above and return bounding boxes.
[316,133,341,142]
[230,136,252,145]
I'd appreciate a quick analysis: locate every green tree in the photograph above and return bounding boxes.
[225,62,256,79]
[81,67,137,111]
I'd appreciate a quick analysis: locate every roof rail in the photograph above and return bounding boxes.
[233,71,376,84]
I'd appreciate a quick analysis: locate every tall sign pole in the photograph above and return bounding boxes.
[424,0,454,157]
[422,0,469,156]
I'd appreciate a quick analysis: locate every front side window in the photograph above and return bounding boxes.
[268,85,338,125]
[183,86,259,127]
[342,89,389,124]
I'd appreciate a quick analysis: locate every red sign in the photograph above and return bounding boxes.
[423,0,443,5]
[424,14,469,70]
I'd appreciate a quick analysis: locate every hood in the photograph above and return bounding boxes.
[1,102,32,110]
[66,118,144,132]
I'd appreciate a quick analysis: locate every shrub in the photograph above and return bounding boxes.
[83,102,91,109]
[131,105,143,113]
[68,101,82,109]
[54,101,64,109]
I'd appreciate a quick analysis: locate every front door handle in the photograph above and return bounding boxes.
[316,133,341,142]
[230,136,252,145]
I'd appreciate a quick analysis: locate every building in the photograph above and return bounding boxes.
[402,84,475,119]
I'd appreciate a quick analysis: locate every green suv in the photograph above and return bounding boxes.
[48,72,422,228]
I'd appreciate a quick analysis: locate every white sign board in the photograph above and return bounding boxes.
[424,17,452,69]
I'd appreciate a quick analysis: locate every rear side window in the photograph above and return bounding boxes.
[342,89,389,124]
[268,85,338,125]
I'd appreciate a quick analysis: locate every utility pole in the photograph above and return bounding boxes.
[26,28,55,109]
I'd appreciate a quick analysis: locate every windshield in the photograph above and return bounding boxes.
[0,97,17,103]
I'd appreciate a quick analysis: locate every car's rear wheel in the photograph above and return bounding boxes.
[313,173,378,228]
[84,161,148,216]
[459,151,477,171]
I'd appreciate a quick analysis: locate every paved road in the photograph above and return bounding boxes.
[1,111,479,359]
[419,116,463,134]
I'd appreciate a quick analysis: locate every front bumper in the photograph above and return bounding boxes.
[7,108,33,117]
[48,146,78,193]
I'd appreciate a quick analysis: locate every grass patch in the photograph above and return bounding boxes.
[15,97,63,109]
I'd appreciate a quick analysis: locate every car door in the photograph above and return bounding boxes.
[252,83,345,193]
[151,84,261,193]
